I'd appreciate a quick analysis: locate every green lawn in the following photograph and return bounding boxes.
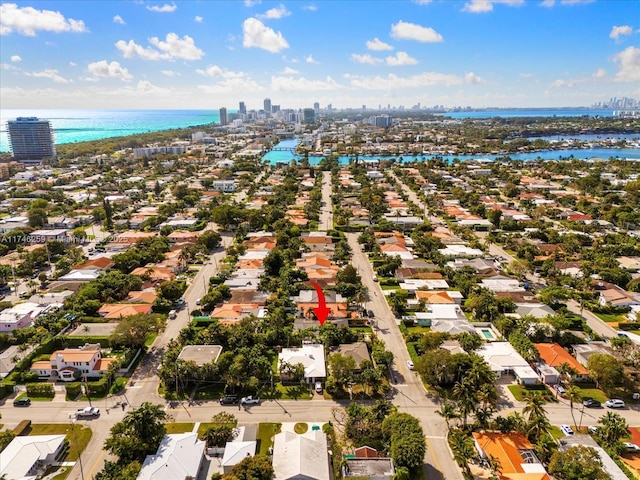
[595,313,626,323]
[145,332,158,347]
[407,326,430,336]
[548,426,564,440]
[257,423,281,455]
[577,388,608,403]
[165,423,195,434]
[508,385,555,402]
[267,383,312,400]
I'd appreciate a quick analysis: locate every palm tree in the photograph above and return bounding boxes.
[598,411,629,447]
[522,393,550,442]
[486,454,503,480]
[437,402,460,430]
[449,429,477,479]
[474,405,496,431]
[452,380,477,428]
[565,385,582,429]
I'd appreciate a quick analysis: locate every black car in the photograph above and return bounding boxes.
[13,397,31,406]
[583,399,601,408]
[219,395,238,405]
[367,310,375,318]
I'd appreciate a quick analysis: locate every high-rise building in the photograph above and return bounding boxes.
[303,108,316,124]
[313,102,320,114]
[239,101,246,116]
[7,117,56,162]
[219,107,228,126]
[263,98,271,117]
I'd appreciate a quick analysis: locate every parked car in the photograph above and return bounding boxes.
[588,426,599,435]
[195,298,202,306]
[240,396,260,405]
[168,310,177,319]
[315,382,323,394]
[219,395,238,405]
[582,399,601,408]
[372,275,378,282]
[406,360,414,370]
[75,407,100,418]
[560,424,574,436]
[553,384,566,395]
[367,310,375,318]
[13,397,31,406]
[624,442,640,453]
[605,399,625,408]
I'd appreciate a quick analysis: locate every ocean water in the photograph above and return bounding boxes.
[436,108,616,119]
[0,109,219,153]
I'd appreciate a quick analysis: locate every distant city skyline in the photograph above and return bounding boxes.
[0,1,638,110]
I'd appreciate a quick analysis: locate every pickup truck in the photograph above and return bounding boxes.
[240,395,260,405]
[75,407,100,418]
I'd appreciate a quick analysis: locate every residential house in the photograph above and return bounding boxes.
[177,345,223,366]
[221,425,258,473]
[98,303,153,319]
[292,289,349,328]
[0,435,67,480]
[476,342,540,385]
[333,342,372,371]
[209,303,266,325]
[130,265,176,283]
[572,342,614,368]
[72,256,114,271]
[0,302,47,332]
[343,446,395,479]
[28,229,68,244]
[137,433,205,480]
[278,344,326,385]
[272,430,331,480]
[30,343,117,381]
[598,284,640,308]
[472,432,550,480]
[534,343,589,382]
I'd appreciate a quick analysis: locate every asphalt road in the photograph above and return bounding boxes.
[319,170,333,231]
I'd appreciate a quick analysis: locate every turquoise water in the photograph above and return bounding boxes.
[0,109,220,153]
[263,146,640,165]
[481,329,494,339]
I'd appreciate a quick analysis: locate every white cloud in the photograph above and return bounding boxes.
[345,72,462,90]
[0,3,88,36]
[550,78,575,87]
[244,0,261,6]
[366,37,393,51]
[390,21,443,43]
[196,65,246,79]
[195,16,203,23]
[542,0,594,6]
[26,68,69,83]
[305,55,318,64]
[146,3,177,13]
[302,5,317,11]
[386,51,418,66]
[462,0,524,13]
[69,61,78,67]
[257,4,291,20]
[282,66,299,74]
[242,17,289,53]
[10,55,21,62]
[1,63,19,71]
[351,54,383,65]
[519,72,534,78]
[610,25,633,40]
[592,68,606,79]
[197,78,263,94]
[161,69,179,77]
[540,0,555,6]
[271,75,342,91]
[113,15,126,25]
[87,60,132,81]
[464,72,485,84]
[413,0,433,3]
[613,46,640,82]
[116,33,204,60]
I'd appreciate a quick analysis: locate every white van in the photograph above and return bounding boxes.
[168,310,177,319]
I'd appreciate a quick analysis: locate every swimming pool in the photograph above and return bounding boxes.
[481,329,495,339]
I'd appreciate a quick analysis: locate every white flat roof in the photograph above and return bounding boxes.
[137,433,205,480]
[0,434,65,480]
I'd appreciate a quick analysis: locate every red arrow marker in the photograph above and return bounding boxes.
[310,281,331,326]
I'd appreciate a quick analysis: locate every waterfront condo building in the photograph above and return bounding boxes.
[263,98,272,117]
[7,117,56,163]
[219,107,228,126]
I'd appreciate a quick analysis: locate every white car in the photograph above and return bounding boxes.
[406,360,414,370]
[605,399,625,408]
[624,442,640,453]
[240,396,260,405]
[560,424,574,436]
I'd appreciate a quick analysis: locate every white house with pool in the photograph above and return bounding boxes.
[476,342,539,385]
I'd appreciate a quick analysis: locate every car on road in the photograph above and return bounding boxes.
[624,442,640,453]
[240,396,260,405]
[195,298,201,305]
[372,275,378,282]
[553,384,566,396]
[13,397,31,406]
[367,310,375,318]
[582,399,601,408]
[219,395,238,405]
[75,407,100,418]
[560,424,574,436]
[315,382,323,394]
[168,309,177,319]
[406,360,414,370]
[605,399,625,408]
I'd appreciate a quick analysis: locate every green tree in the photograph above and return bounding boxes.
[110,314,165,348]
[222,455,274,480]
[104,402,169,463]
[548,446,609,480]
[598,411,628,447]
[587,353,624,390]
[449,429,477,479]
[522,393,550,442]
[93,460,142,480]
[202,412,238,447]
[327,352,356,392]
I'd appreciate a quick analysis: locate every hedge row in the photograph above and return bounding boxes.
[13,420,31,436]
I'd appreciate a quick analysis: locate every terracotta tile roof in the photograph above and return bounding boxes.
[236,259,264,269]
[125,290,158,304]
[415,291,455,303]
[50,349,99,362]
[534,343,588,375]
[72,256,114,270]
[472,432,550,480]
[98,303,153,318]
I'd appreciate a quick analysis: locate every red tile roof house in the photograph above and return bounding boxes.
[31,343,118,381]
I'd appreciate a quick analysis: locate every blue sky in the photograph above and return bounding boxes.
[0,0,638,110]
